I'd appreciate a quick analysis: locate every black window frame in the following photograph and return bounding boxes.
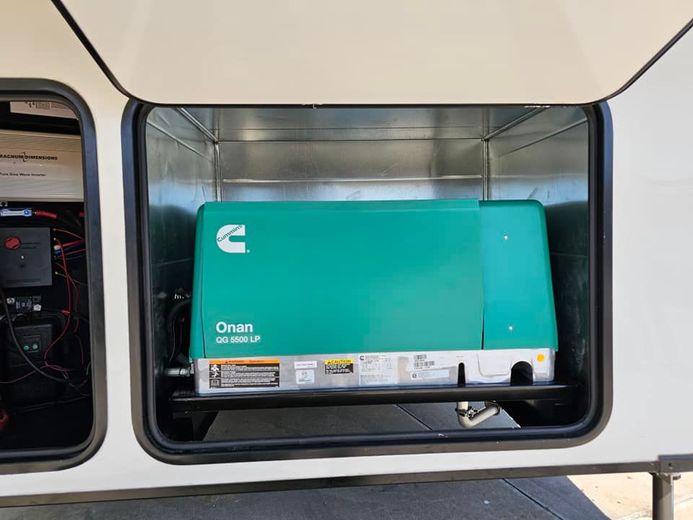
[123,101,612,465]
[0,80,107,473]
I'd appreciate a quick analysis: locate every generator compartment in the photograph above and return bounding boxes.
[190,199,557,394]
[139,104,599,444]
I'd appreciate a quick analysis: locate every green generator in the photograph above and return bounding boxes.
[189,199,557,394]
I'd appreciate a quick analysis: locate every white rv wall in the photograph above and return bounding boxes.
[0,0,691,501]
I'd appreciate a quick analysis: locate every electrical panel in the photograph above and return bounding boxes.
[0,204,89,410]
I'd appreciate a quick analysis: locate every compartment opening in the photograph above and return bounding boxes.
[0,98,96,458]
[132,104,606,458]
[511,362,534,386]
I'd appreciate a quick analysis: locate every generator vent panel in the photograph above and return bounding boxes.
[480,201,558,350]
[0,227,52,288]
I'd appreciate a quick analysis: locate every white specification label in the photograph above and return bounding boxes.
[413,354,436,370]
[410,368,450,381]
[407,353,457,372]
[0,130,83,201]
[358,354,397,385]
[10,101,77,119]
[294,360,318,369]
[295,369,315,385]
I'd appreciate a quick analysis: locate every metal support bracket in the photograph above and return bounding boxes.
[651,471,681,520]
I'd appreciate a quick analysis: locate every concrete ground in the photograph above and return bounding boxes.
[1,405,691,519]
[569,473,693,519]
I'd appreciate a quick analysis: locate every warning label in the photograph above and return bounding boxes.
[324,358,354,375]
[208,359,280,388]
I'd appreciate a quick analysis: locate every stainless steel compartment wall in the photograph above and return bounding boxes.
[488,107,590,387]
[216,107,487,202]
[145,108,216,367]
[221,178,483,203]
[219,139,483,202]
[487,108,588,204]
[192,107,488,141]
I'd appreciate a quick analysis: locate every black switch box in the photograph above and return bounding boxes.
[0,227,52,288]
[2,322,61,405]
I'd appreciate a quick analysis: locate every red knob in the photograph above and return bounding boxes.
[3,236,21,250]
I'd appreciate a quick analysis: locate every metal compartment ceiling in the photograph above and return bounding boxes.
[59,0,692,105]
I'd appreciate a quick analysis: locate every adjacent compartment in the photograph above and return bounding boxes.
[0,92,103,466]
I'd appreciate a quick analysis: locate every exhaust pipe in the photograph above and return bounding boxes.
[455,401,501,428]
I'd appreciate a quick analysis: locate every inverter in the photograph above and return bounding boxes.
[189,199,557,394]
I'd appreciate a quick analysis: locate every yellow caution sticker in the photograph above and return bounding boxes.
[324,358,354,375]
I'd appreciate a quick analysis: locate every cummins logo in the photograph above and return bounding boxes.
[216,224,246,253]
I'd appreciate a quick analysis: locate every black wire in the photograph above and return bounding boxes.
[8,395,90,415]
[40,308,89,323]
[63,210,83,232]
[0,287,69,384]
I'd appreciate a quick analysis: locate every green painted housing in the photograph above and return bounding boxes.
[189,199,557,360]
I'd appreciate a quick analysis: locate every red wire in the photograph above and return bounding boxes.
[43,239,72,365]
[55,245,84,344]
[55,239,84,250]
[52,228,84,241]
[56,263,80,332]
[34,210,58,219]
[53,235,83,332]
[50,244,85,370]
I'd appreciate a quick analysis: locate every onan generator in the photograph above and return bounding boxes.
[189,199,557,394]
